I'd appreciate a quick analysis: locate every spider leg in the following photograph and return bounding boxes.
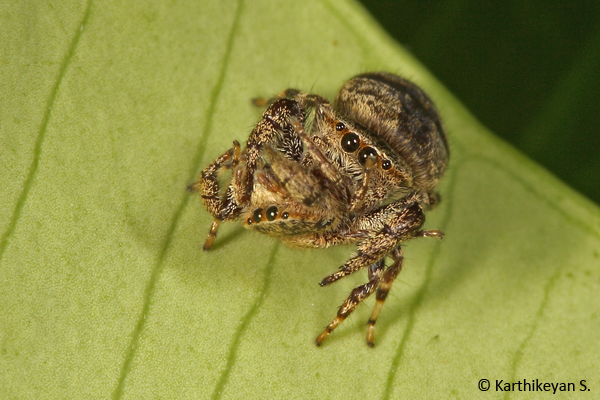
[288,117,348,186]
[366,247,403,347]
[319,233,397,286]
[316,200,440,346]
[188,140,241,250]
[202,219,221,251]
[349,154,377,212]
[316,260,385,346]
[319,201,424,286]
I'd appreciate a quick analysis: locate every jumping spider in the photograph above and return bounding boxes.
[188,72,449,347]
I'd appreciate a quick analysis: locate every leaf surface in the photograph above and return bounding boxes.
[1,1,598,399]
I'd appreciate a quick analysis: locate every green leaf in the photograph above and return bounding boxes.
[1,0,598,399]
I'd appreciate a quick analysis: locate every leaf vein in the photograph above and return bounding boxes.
[382,158,460,400]
[503,266,562,400]
[211,242,280,400]
[0,0,92,264]
[112,1,245,397]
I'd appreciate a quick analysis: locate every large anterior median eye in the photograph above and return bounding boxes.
[266,206,278,221]
[358,146,378,165]
[341,133,360,152]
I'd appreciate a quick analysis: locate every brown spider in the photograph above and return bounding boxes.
[188,72,449,347]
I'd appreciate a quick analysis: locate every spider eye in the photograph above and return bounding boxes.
[341,133,360,152]
[253,208,263,223]
[266,206,278,221]
[358,146,378,165]
[335,122,345,131]
[382,159,392,170]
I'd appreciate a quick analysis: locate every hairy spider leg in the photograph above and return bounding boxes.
[366,247,403,347]
[316,259,385,346]
[188,140,241,250]
[316,201,435,346]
